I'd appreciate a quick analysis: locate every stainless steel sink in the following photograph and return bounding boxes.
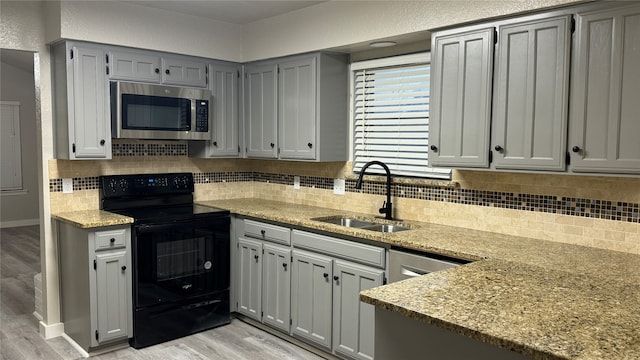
[361,224,410,233]
[312,217,376,228]
[312,216,411,233]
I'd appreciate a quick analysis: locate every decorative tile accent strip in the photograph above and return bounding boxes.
[194,172,254,184]
[112,142,188,157]
[49,172,640,224]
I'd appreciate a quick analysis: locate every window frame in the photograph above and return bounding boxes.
[349,53,451,179]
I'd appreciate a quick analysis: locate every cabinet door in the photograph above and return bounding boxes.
[237,238,262,321]
[492,16,571,171]
[161,57,207,87]
[569,4,640,173]
[262,243,291,333]
[291,250,333,350]
[94,250,129,344]
[70,45,111,159]
[278,57,317,160]
[244,64,278,158]
[108,50,161,82]
[208,64,240,157]
[333,260,384,360]
[429,28,494,168]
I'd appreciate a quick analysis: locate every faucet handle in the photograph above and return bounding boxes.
[379,201,387,214]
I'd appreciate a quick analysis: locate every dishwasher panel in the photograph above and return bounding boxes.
[389,249,464,283]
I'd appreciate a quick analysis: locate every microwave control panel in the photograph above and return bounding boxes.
[195,100,209,132]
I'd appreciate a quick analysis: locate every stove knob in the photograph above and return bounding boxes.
[106,179,118,193]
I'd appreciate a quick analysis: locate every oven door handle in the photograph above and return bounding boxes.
[135,220,197,234]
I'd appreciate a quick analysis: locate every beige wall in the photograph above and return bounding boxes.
[0,55,40,226]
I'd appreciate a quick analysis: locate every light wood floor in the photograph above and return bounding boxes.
[0,226,326,360]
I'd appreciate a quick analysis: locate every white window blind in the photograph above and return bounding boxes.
[1,101,23,191]
[352,54,451,179]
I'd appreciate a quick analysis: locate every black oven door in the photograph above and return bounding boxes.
[133,216,230,309]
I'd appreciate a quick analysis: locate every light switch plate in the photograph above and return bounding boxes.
[293,176,301,190]
[333,179,345,195]
[62,178,73,194]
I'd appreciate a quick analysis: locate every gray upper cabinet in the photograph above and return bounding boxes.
[190,63,241,158]
[492,15,571,171]
[278,53,349,161]
[244,63,279,158]
[52,41,111,160]
[162,56,207,87]
[107,49,207,88]
[429,27,495,168]
[569,4,640,174]
[245,53,348,162]
[278,56,317,160]
[108,50,161,82]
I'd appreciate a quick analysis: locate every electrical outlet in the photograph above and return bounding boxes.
[62,178,73,194]
[293,176,301,190]
[333,179,345,195]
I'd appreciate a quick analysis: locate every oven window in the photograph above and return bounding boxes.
[156,236,206,281]
[122,94,190,131]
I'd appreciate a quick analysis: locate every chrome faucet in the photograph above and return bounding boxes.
[355,161,393,220]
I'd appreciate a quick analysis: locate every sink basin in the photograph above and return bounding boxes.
[312,216,411,233]
[312,217,376,228]
[361,224,411,233]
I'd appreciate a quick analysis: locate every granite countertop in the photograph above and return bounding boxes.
[199,198,640,360]
[52,210,133,228]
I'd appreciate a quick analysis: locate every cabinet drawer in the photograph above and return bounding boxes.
[292,230,385,269]
[244,219,291,245]
[95,228,127,251]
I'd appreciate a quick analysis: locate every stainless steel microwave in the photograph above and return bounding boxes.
[110,81,212,140]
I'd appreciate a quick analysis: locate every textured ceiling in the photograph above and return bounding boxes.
[122,0,329,24]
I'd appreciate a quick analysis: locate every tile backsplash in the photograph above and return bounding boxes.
[48,156,640,254]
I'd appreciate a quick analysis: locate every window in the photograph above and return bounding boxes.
[351,53,451,179]
[1,101,23,191]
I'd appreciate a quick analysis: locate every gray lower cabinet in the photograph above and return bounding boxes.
[237,237,262,321]
[291,249,334,350]
[233,218,386,359]
[333,260,383,360]
[491,14,571,171]
[57,222,132,352]
[52,41,111,160]
[236,219,292,334]
[262,243,291,333]
[291,230,386,359]
[569,3,640,174]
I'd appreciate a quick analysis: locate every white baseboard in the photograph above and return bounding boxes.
[61,333,90,358]
[1,218,39,228]
[39,320,64,339]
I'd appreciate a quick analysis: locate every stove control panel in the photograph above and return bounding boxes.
[101,173,195,198]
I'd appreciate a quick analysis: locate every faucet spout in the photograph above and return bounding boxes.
[355,161,393,220]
